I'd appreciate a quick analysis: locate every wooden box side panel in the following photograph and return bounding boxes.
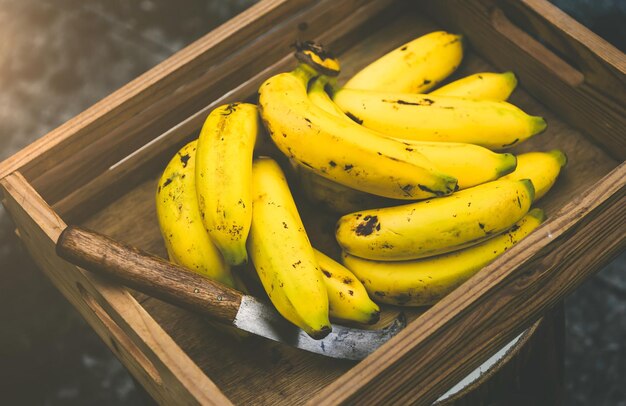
[420,0,626,161]
[76,4,621,404]
[310,164,625,405]
[0,172,231,406]
[50,0,400,223]
[0,0,396,212]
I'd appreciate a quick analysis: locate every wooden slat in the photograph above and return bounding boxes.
[503,0,626,103]
[0,172,232,406]
[309,163,626,405]
[2,0,395,209]
[75,10,619,403]
[0,0,307,183]
[52,0,399,223]
[420,0,626,161]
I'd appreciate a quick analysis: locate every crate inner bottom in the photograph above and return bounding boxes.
[81,9,619,405]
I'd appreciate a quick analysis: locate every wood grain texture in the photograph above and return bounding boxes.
[0,0,307,182]
[0,172,232,406]
[434,306,565,406]
[2,0,624,404]
[1,0,394,210]
[52,0,398,223]
[309,164,625,405]
[74,8,620,403]
[56,226,243,325]
[503,0,626,103]
[421,0,626,161]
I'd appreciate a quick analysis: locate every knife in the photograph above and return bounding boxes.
[56,225,405,360]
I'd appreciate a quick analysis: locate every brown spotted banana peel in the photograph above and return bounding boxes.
[257,63,458,200]
[342,208,546,306]
[196,103,259,266]
[344,31,464,93]
[247,157,331,339]
[332,87,547,150]
[336,179,535,261]
[155,140,235,287]
[309,76,517,189]
[314,249,380,325]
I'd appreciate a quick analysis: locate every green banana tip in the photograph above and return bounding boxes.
[549,149,568,168]
[520,178,536,202]
[528,207,546,223]
[503,71,518,87]
[531,116,548,135]
[497,153,518,177]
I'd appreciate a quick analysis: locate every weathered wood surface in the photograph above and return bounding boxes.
[1,0,624,404]
[422,0,626,161]
[0,172,233,406]
[309,164,625,405]
[51,0,399,223]
[56,226,243,325]
[78,6,621,404]
[0,0,395,212]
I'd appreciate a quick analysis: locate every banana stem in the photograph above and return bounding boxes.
[292,63,319,84]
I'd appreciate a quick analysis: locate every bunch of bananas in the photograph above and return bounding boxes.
[156,31,567,339]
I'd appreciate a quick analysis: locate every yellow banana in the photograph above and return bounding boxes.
[342,208,545,306]
[344,31,463,93]
[247,157,331,339]
[429,72,518,101]
[332,88,547,150]
[155,140,235,287]
[258,61,458,200]
[196,103,259,266]
[315,250,380,325]
[336,179,535,261]
[292,159,397,214]
[502,150,567,200]
[306,76,517,189]
[401,141,517,189]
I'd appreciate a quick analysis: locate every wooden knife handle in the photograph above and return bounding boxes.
[56,225,243,325]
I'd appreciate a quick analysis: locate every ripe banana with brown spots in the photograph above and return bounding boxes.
[295,76,517,214]
[342,208,546,306]
[196,102,259,266]
[502,150,567,200]
[336,179,535,261]
[332,87,546,150]
[258,58,458,200]
[344,31,464,93]
[155,140,235,287]
[314,249,380,325]
[429,71,518,100]
[247,157,331,339]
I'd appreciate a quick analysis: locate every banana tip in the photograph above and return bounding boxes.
[549,149,568,168]
[520,178,536,202]
[367,310,381,325]
[531,116,548,135]
[503,71,518,87]
[497,153,518,177]
[528,207,546,223]
[307,325,332,340]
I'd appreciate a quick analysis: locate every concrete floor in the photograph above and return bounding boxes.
[0,0,624,404]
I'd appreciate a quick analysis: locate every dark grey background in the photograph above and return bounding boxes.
[0,1,623,405]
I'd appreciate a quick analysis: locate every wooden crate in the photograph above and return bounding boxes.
[1,0,624,404]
